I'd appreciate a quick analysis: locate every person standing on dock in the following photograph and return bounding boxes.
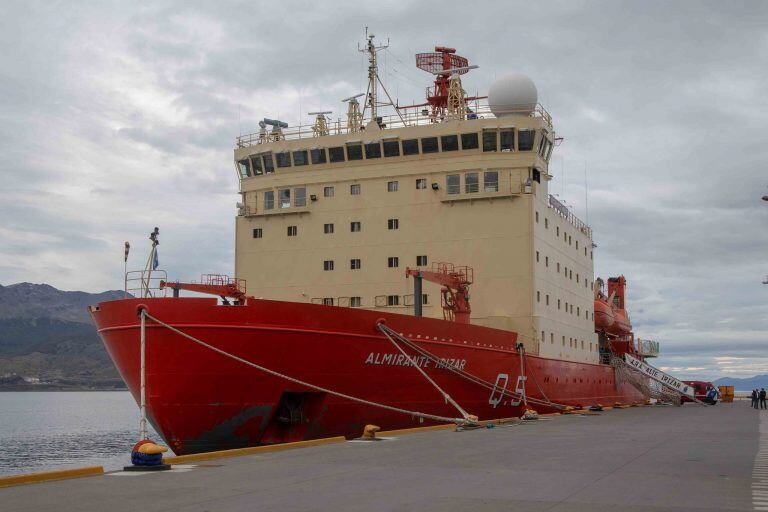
[753,389,759,409]
[760,388,767,410]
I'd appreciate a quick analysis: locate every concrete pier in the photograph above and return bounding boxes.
[1,403,761,511]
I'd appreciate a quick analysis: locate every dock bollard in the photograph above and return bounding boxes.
[124,440,172,472]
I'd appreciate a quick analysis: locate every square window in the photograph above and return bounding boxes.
[323,260,334,271]
[388,257,399,268]
[383,140,401,157]
[292,150,308,166]
[518,129,535,151]
[293,187,306,207]
[402,139,419,155]
[287,225,298,237]
[387,295,400,306]
[500,128,514,152]
[416,178,427,189]
[364,142,381,159]
[482,130,497,152]
[329,146,345,162]
[416,255,427,266]
[262,153,274,173]
[484,171,499,192]
[465,172,479,193]
[387,181,399,192]
[440,134,459,152]
[350,258,361,270]
[350,221,361,232]
[421,137,439,153]
[446,174,460,194]
[350,184,361,195]
[324,186,334,197]
[346,144,363,161]
[310,148,327,165]
[324,223,334,234]
[350,296,362,307]
[252,228,263,238]
[264,191,274,210]
[387,218,399,230]
[322,297,334,306]
[461,132,479,150]
[278,188,291,209]
[276,151,292,168]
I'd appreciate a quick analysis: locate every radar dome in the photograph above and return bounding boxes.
[488,73,538,117]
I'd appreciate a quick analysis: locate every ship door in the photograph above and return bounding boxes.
[488,373,509,408]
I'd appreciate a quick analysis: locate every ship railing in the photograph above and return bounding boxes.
[235,103,553,148]
[548,194,593,239]
[125,270,168,298]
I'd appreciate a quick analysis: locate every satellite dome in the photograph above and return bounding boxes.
[487,73,538,117]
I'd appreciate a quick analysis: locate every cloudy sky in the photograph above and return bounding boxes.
[1,1,766,380]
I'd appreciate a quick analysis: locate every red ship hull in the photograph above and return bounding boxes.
[90,297,644,455]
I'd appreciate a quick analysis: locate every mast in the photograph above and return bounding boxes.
[357,28,404,124]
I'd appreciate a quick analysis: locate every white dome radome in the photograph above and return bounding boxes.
[488,73,538,117]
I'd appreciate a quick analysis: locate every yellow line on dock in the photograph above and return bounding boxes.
[163,436,346,464]
[0,466,104,488]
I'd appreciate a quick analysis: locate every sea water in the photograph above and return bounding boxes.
[0,391,161,476]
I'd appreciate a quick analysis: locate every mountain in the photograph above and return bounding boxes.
[713,375,768,391]
[0,282,127,390]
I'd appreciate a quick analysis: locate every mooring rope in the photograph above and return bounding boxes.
[140,310,466,425]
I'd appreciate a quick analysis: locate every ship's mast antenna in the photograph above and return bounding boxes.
[357,28,404,125]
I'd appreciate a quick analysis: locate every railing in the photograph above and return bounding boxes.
[125,270,167,298]
[636,339,660,358]
[548,194,592,240]
[235,103,553,148]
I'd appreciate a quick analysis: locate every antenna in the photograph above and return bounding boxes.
[262,118,288,141]
[357,29,404,124]
[343,94,365,132]
[308,111,332,137]
[412,46,482,120]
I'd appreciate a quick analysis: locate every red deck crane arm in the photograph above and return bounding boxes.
[405,266,472,323]
[159,280,248,302]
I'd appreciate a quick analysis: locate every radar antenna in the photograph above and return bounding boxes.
[357,28,404,125]
[261,118,288,142]
[308,111,332,137]
[342,94,364,133]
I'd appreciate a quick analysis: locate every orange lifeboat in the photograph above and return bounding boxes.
[593,296,615,330]
[594,276,633,337]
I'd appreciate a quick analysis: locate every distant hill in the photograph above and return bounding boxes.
[0,283,127,390]
[713,375,768,391]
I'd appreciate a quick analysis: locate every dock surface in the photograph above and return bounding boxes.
[2,403,761,511]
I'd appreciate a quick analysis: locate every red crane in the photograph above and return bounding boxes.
[160,274,249,303]
[405,263,473,324]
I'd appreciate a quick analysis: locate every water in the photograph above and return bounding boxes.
[0,391,162,476]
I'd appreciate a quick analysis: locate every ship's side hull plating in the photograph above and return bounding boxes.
[91,297,643,455]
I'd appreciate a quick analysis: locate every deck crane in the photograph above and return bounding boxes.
[159,274,249,304]
[405,263,473,324]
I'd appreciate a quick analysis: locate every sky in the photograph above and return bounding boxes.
[0,1,766,380]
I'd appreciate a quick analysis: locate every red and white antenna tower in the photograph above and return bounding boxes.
[414,46,483,119]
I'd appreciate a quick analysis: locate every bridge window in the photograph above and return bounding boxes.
[446,174,460,194]
[294,187,306,207]
[518,129,535,151]
[440,134,459,152]
[276,151,292,168]
[262,153,274,173]
[402,139,419,156]
[421,137,439,154]
[237,159,250,178]
[346,143,363,161]
[461,132,479,150]
[484,171,499,192]
[329,146,345,163]
[465,173,479,193]
[350,258,361,270]
[292,150,308,166]
[365,142,381,159]
[264,191,274,210]
[482,129,497,152]
[500,128,515,152]
[311,148,327,164]
[250,155,263,175]
[278,188,291,208]
[383,140,401,157]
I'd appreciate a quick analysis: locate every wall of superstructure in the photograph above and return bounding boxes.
[233,114,597,362]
